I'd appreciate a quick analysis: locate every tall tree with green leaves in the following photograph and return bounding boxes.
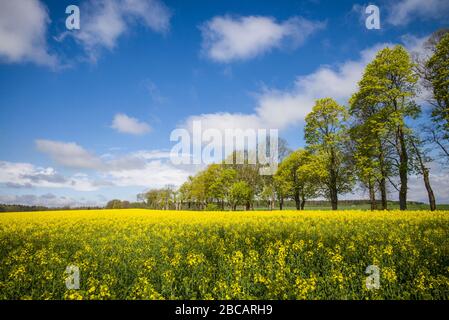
[208,167,237,209]
[228,181,253,211]
[273,170,290,210]
[304,98,353,210]
[296,152,325,209]
[275,149,320,210]
[349,88,392,210]
[412,29,449,163]
[425,32,449,134]
[348,123,382,210]
[350,45,419,210]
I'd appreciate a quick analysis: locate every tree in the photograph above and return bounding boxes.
[142,186,176,210]
[275,149,319,210]
[409,134,436,211]
[350,85,393,210]
[178,178,193,209]
[350,45,419,210]
[412,29,449,164]
[273,170,290,210]
[106,199,123,209]
[296,153,325,209]
[260,183,276,210]
[349,127,377,210]
[424,32,449,134]
[275,150,301,209]
[208,167,237,210]
[226,151,263,210]
[228,181,253,211]
[304,98,354,210]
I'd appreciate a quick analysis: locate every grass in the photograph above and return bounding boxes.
[0,209,448,300]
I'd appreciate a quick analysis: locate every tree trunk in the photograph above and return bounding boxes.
[329,172,338,210]
[368,180,377,211]
[423,168,436,211]
[410,139,436,211]
[300,193,306,210]
[294,189,301,210]
[330,190,338,210]
[379,178,388,210]
[279,198,284,210]
[377,137,388,210]
[245,202,250,211]
[329,149,338,210]
[398,126,408,210]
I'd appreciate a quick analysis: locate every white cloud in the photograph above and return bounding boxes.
[201,15,325,63]
[0,161,100,191]
[387,0,449,26]
[2,143,192,194]
[33,138,192,188]
[106,160,190,188]
[0,0,57,66]
[36,139,104,169]
[99,149,192,187]
[184,43,391,132]
[71,0,171,61]
[0,193,101,208]
[111,113,151,135]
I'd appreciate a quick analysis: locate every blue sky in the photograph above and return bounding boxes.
[0,0,448,207]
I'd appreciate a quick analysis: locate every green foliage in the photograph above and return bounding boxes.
[426,32,449,134]
[140,186,177,210]
[349,45,420,210]
[229,181,253,210]
[275,149,320,209]
[305,98,354,208]
[105,199,130,209]
[205,203,221,211]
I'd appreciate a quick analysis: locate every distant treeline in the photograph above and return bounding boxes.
[0,204,103,212]
[0,200,430,212]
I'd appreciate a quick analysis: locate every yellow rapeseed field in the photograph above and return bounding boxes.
[0,209,448,300]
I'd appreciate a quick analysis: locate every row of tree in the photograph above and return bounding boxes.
[139,30,449,211]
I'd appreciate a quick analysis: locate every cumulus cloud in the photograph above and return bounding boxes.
[184,42,391,132]
[35,139,178,175]
[33,138,192,187]
[0,193,101,208]
[200,15,325,63]
[107,160,190,188]
[69,0,171,61]
[2,143,192,195]
[101,149,192,187]
[0,0,57,66]
[387,0,449,26]
[111,113,152,135]
[36,139,104,169]
[0,161,100,191]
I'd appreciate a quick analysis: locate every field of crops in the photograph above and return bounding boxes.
[0,209,448,300]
